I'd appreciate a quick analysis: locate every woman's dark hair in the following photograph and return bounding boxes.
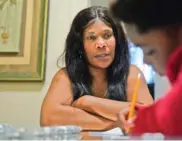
[111,0,182,33]
[62,6,129,101]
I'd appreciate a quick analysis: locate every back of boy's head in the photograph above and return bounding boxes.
[111,0,182,33]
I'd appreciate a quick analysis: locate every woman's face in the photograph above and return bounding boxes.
[83,19,116,69]
[123,23,180,76]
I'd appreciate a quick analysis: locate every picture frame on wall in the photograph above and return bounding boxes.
[0,0,48,81]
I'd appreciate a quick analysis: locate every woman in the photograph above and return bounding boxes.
[40,6,153,131]
[111,0,182,136]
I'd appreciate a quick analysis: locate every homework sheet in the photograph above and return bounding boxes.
[89,127,123,136]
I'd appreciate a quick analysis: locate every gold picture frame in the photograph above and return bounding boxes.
[0,0,48,81]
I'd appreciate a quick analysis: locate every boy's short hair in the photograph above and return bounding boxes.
[111,0,182,33]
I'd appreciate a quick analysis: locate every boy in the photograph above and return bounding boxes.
[111,0,182,136]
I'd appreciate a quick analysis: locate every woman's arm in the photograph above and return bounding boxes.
[72,65,153,121]
[41,102,115,131]
[72,95,130,121]
[40,69,115,131]
[126,65,154,104]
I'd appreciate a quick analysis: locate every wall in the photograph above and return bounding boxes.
[90,0,110,7]
[0,0,89,129]
[154,74,171,100]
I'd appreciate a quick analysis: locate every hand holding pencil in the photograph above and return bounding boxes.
[116,73,141,134]
[125,73,141,133]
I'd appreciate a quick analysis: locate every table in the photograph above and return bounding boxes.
[81,132,131,140]
[80,132,182,140]
[81,132,102,140]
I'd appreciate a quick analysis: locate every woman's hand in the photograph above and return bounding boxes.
[72,95,91,109]
[72,97,82,107]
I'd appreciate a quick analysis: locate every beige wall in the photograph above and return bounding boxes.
[0,0,89,129]
[90,0,110,7]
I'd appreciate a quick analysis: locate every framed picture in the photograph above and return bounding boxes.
[0,0,48,81]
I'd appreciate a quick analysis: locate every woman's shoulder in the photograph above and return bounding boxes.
[128,65,145,79]
[45,67,74,105]
[52,67,71,84]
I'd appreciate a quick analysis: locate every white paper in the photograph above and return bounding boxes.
[89,127,123,136]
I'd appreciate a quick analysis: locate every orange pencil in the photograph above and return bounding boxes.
[125,73,141,134]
